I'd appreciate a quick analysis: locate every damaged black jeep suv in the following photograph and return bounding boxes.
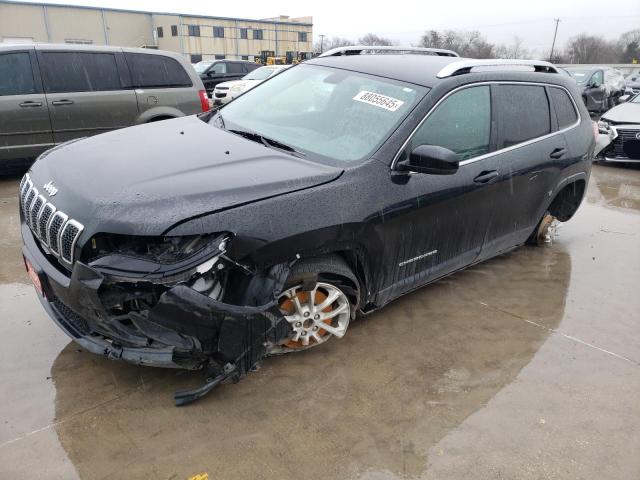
[20,46,594,404]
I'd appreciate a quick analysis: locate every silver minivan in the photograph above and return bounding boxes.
[0,43,208,170]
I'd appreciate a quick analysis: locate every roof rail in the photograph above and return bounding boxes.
[436,59,559,78]
[319,45,459,58]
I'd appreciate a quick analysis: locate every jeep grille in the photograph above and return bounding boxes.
[19,174,84,264]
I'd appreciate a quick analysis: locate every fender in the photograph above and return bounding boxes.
[135,106,185,124]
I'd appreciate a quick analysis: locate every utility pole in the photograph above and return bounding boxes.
[319,34,325,53]
[549,18,561,62]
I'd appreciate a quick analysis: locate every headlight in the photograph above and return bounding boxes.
[86,233,231,283]
[597,120,611,134]
[230,84,245,95]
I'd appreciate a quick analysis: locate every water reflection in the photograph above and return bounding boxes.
[588,163,640,212]
[51,245,571,479]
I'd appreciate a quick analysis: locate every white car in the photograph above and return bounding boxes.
[595,94,640,162]
[213,65,290,105]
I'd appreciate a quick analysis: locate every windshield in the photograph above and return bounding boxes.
[214,64,427,164]
[193,61,213,74]
[566,69,594,84]
[243,66,278,81]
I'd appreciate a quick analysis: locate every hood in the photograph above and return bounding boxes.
[602,102,640,124]
[28,116,343,237]
[215,80,244,90]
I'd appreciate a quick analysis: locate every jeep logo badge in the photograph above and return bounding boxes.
[43,181,58,196]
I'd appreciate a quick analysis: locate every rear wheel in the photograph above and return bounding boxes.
[276,256,358,352]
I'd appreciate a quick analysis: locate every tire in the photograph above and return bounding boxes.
[276,255,360,351]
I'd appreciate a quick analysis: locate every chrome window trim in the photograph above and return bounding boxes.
[59,219,84,264]
[390,81,582,171]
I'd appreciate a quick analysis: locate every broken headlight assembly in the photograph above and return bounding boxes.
[84,232,231,291]
[597,119,611,134]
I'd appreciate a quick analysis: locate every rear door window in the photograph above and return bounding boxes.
[410,85,491,161]
[496,85,551,148]
[125,53,192,88]
[548,87,578,129]
[227,62,244,74]
[40,52,121,93]
[0,52,37,96]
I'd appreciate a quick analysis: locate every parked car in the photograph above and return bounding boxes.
[0,43,208,171]
[565,66,626,113]
[195,59,260,97]
[20,48,594,404]
[596,93,640,162]
[625,73,640,95]
[213,65,289,105]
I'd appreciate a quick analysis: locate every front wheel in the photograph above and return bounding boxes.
[275,256,359,352]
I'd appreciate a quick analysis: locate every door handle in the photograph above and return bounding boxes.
[19,101,43,107]
[550,147,567,159]
[51,99,74,106]
[473,170,500,184]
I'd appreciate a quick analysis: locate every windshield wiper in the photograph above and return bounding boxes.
[228,129,305,157]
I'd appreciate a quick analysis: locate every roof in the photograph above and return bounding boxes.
[0,0,313,26]
[306,54,465,87]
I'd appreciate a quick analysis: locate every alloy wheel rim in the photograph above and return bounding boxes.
[278,282,350,349]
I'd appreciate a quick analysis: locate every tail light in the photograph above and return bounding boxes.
[198,90,210,112]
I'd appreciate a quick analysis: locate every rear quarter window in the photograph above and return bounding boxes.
[125,53,192,89]
[548,87,578,129]
[497,85,551,148]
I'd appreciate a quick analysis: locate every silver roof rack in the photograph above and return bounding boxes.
[319,45,459,58]
[436,59,559,78]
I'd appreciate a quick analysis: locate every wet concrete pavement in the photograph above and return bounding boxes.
[1,163,639,479]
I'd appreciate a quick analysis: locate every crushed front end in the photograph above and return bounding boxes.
[19,173,292,404]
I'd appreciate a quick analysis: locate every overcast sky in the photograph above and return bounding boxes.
[15,0,640,55]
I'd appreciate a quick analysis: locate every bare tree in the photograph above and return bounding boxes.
[313,36,353,54]
[494,36,529,59]
[565,34,618,63]
[618,29,640,63]
[358,33,393,46]
[418,29,496,58]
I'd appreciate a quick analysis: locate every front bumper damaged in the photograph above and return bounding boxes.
[22,223,291,405]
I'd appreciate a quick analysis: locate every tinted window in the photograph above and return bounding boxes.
[213,26,224,38]
[253,29,263,40]
[227,62,244,74]
[190,54,202,64]
[125,53,192,88]
[411,86,491,161]
[0,52,36,96]
[497,85,550,148]
[240,28,248,39]
[298,32,307,42]
[549,87,578,129]
[156,26,163,38]
[41,52,121,93]
[171,25,178,36]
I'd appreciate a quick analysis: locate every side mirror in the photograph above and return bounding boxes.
[396,145,459,175]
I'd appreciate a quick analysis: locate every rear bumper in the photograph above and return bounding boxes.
[22,222,290,371]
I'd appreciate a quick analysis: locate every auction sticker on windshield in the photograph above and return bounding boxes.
[353,91,405,112]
